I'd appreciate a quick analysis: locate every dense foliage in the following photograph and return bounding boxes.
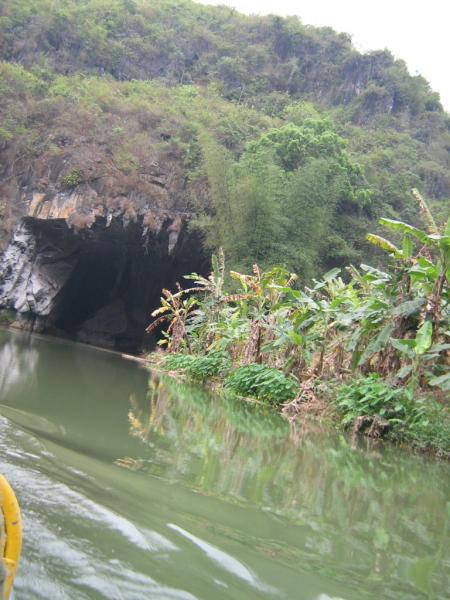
[151,199,449,455]
[163,349,231,380]
[197,118,372,276]
[224,364,297,404]
[0,0,449,276]
[0,0,443,118]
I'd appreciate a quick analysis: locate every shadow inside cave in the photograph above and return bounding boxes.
[7,216,208,353]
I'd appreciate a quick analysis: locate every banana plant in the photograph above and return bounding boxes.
[146,286,198,353]
[366,190,449,387]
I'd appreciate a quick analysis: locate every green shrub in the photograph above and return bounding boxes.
[334,375,408,426]
[186,351,232,381]
[334,375,450,454]
[162,351,231,381]
[162,353,195,371]
[225,364,297,404]
[60,169,83,188]
[399,397,450,455]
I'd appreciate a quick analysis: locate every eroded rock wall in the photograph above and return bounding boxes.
[0,218,77,317]
[0,124,208,351]
[0,211,206,352]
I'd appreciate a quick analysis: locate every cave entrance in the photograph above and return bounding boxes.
[27,216,207,353]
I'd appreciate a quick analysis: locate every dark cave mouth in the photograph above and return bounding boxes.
[23,216,208,353]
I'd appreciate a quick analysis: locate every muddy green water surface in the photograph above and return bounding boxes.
[0,329,449,599]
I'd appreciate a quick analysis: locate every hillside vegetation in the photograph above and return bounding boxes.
[0,0,449,276]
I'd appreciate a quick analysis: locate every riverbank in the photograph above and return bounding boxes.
[145,207,449,460]
[148,350,450,460]
[3,320,446,457]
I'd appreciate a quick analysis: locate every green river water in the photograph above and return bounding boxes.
[0,329,449,599]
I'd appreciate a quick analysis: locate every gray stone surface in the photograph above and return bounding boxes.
[0,213,206,351]
[0,220,76,316]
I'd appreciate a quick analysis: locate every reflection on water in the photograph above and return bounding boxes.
[0,329,449,599]
[0,334,39,396]
[119,374,450,599]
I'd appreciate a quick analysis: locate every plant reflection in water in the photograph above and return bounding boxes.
[113,373,450,599]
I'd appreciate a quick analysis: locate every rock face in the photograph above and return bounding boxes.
[0,212,206,352]
[0,219,76,316]
[0,128,208,352]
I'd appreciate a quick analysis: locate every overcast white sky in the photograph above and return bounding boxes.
[198,0,450,111]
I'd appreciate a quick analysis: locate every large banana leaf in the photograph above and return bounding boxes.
[415,320,433,355]
[366,234,402,258]
[357,323,395,367]
[379,218,431,245]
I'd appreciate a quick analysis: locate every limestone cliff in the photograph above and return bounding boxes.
[0,146,206,351]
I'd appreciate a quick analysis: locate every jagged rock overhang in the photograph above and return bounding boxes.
[0,215,207,352]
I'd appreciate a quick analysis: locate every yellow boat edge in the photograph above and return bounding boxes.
[0,474,22,600]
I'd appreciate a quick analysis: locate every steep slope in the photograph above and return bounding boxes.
[1,1,448,211]
[0,0,443,119]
